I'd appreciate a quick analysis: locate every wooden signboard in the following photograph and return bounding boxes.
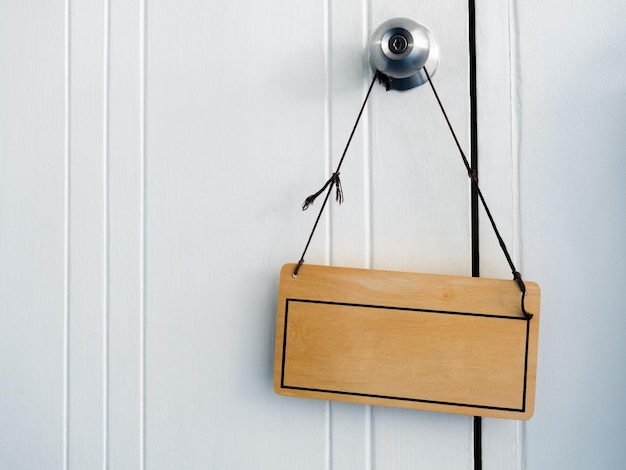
[274,263,540,420]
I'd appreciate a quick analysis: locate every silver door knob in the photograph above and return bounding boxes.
[369,18,439,91]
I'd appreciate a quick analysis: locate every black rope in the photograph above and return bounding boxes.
[473,415,482,470]
[293,71,381,277]
[468,0,483,462]
[423,66,532,320]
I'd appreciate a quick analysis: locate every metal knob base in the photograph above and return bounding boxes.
[369,18,439,91]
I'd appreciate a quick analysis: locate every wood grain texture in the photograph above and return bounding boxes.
[275,264,540,419]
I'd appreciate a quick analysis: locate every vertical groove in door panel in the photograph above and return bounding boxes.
[363,2,373,468]
[325,402,332,470]
[362,0,372,273]
[324,1,332,468]
[63,1,71,468]
[140,1,147,468]
[365,0,374,275]
[103,1,111,468]
[508,0,522,270]
[364,405,372,470]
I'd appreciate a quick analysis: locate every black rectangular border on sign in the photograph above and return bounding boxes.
[280,298,531,413]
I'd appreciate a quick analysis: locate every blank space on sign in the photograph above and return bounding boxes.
[282,300,529,411]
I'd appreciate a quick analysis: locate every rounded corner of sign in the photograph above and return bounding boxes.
[519,408,535,421]
[273,374,287,396]
[273,382,284,396]
[280,263,295,274]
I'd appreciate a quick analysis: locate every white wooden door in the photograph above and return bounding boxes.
[1,0,523,468]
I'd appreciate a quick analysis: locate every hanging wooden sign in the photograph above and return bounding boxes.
[274,263,540,420]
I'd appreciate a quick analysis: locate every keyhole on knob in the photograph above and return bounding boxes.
[388,34,408,54]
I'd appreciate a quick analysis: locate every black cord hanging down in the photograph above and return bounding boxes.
[293,71,381,277]
[423,66,532,320]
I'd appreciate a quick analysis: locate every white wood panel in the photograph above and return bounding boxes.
[0,2,66,469]
[145,0,328,468]
[108,0,145,468]
[0,1,536,469]
[368,1,473,468]
[67,0,108,467]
